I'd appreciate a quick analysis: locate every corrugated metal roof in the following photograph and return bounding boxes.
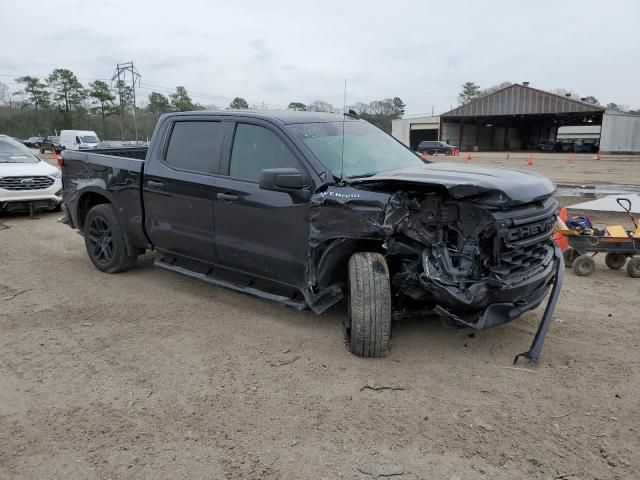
[442,84,605,117]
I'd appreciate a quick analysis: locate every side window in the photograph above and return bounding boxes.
[164,121,224,174]
[229,123,301,182]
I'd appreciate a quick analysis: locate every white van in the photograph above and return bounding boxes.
[59,130,101,151]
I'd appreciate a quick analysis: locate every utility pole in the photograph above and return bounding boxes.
[111,61,141,141]
[9,92,22,137]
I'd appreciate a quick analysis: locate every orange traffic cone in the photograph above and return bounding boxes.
[594,152,601,161]
[566,153,575,165]
[422,151,430,161]
[527,154,534,166]
[559,207,568,223]
[464,153,472,164]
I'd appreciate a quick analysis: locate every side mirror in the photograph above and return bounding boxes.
[259,168,306,192]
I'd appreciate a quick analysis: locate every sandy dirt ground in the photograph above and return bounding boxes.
[1,153,639,479]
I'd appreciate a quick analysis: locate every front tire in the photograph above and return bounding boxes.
[346,252,391,357]
[572,254,595,277]
[84,204,137,273]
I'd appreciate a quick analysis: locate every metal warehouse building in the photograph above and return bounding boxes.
[392,83,640,154]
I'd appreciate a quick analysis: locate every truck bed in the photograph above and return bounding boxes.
[61,147,148,249]
[62,147,148,169]
[86,147,148,161]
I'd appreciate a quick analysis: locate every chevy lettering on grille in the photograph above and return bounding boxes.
[507,217,555,242]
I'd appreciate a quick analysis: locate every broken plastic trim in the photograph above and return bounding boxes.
[513,244,564,364]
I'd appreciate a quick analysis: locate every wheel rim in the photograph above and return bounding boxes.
[87,216,114,264]
[577,260,591,274]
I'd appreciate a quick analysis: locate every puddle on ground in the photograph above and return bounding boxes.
[555,184,640,208]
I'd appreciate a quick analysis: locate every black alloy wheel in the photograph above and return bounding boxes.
[87,215,114,265]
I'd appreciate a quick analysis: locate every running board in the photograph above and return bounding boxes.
[154,258,307,310]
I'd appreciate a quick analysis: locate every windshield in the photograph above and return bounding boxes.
[80,135,100,143]
[290,121,424,179]
[0,137,40,163]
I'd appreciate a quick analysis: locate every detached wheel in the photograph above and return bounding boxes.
[563,248,579,268]
[572,254,596,277]
[346,252,391,357]
[84,204,137,273]
[627,257,640,278]
[605,253,627,270]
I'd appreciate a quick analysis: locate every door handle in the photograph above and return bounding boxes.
[147,180,164,188]
[217,193,239,201]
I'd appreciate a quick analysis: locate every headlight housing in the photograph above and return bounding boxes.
[50,171,62,179]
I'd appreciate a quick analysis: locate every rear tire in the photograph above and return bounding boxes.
[572,254,595,277]
[84,204,137,273]
[605,253,627,270]
[346,252,391,357]
[626,257,640,278]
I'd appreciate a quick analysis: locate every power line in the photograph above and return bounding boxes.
[112,62,141,140]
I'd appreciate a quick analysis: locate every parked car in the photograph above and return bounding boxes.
[23,136,44,148]
[60,111,563,361]
[417,140,457,155]
[0,135,62,213]
[40,136,62,154]
[540,140,562,152]
[59,130,101,151]
[577,141,599,153]
[560,141,576,152]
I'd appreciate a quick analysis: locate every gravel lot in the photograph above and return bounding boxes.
[431,151,640,186]
[0,153,639,479]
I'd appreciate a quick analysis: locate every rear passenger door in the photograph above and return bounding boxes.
[143,119,228,263]
[213,121,312,288]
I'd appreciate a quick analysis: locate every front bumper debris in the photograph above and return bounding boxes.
[513,244,564,363]
[433,243,564,362]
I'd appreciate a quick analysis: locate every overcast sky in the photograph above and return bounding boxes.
[2,0,639,114]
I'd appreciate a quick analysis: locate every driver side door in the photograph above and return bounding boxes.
[213,121,313,288]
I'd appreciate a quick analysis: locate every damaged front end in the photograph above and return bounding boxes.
[308,179,563,363]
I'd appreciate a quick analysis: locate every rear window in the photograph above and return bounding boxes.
[164,121,225,174]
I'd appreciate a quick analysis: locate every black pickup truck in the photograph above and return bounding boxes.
[61,111,563,361]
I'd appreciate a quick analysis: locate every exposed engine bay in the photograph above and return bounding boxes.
[383,190,557,319]
[307,181,563,362]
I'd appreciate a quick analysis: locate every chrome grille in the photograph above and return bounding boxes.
[0,176,55,191]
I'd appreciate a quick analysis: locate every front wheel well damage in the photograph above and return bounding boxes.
[313,238,386,291]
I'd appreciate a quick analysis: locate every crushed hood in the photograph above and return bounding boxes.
[350,163,556,206]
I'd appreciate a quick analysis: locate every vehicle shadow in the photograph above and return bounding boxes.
[103,252,539,364]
